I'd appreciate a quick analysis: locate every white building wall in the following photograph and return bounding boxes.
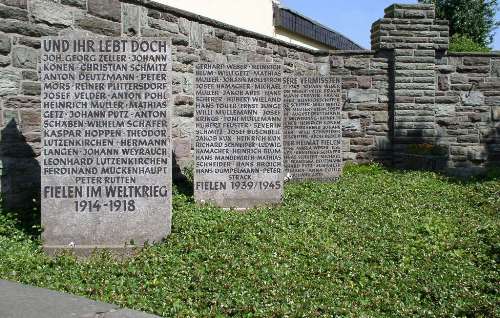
[153,0,329,50]
[154,0,276,37]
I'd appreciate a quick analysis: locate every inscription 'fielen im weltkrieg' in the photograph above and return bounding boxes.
[194,63,283,208]
[41,37,172,251]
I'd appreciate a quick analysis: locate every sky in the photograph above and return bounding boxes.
[281,0,500,50]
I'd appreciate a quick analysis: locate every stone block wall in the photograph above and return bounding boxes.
[435,53,500,174]
[326,51,392,163]
[0,0,498,212]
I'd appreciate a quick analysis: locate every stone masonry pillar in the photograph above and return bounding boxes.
[371,4,449,161]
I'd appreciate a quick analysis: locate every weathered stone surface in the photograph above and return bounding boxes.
[75,14,121,36]
[189,21,202,48]
[87,0,121,22]
[203,35,222,53]
[149,18,179,34]
[0,3,28,21]
[0,68,21,96]
[0,19,57,37]
[13,35,41,49]
[20,108,40,127]
[0,32,11,54]
[60,0,86,9]
[0,54,10,66]
[0,0,26,8]
[348,89,378,103]
[344,58,370,69]
[4,95,40,108]
[29,0,74,26]
[492,61,500,77]
[438,75,449,91]
[178,17,190,35]
[435,104,455,117]
[41,37,172,253]
[236,36,257,51]
[11,45,38,69]
[195,63,283,208]
[284,76,342,181]
[461,91,484,106]
[121,3,148,36]
[462,56,490,66]
[21,80,40,95]
[492,106,500,121]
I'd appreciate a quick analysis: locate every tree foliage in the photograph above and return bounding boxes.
[449,34,491,52]
[419,0,499,47]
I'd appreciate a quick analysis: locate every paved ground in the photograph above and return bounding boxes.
[0,280,161,318]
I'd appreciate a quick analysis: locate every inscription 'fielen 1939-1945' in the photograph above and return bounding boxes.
[195,63,283,209]
[41,37,172,254]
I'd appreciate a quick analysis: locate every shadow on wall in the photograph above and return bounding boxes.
[0,119,40,236]
[486,124,500,170]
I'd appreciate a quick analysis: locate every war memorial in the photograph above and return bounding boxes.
[0,0,498,316]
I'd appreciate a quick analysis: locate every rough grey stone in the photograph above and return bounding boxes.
[461,91,484,106]
[0,68,21,96]
[467,146,487,161]
[60,0,86,9]
[21,80,40,95]
[203,35,222,53]
[13,35,41,49]
[0,32,11,54]
[29,0,74,26]
[435,104,455,117]
[189,21,202,48]
[87,0,121,22]
[11,45,38,69]
[492,61,500,77]
[178,17,190,35]
[0,54,10,66]
[4,95,40,108]
[317,63,329,75]
[492,106,500,121]
[122,3,148,36]
[0,0,27,8]
[344,58,369,69]
[237,36,257,51]
[0,19,57,37]
[342,118,362,133]
[75,14,121,36]
[348,89,378,103]
[149,17,179,34]
[0,3,28,21]
[22,69,38,81]
[174,104,194,117]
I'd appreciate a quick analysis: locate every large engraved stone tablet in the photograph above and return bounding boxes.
[195,63,283,208]
[284,77,342,181]
[41,37,172,254]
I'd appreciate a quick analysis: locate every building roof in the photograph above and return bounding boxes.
[273,6,364,50]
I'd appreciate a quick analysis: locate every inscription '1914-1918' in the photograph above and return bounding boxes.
[41,37,172,254]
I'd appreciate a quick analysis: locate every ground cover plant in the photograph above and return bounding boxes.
[0,164,499,317]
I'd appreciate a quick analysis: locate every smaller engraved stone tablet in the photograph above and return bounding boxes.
[195,63,284,208]
[284,76,343,182]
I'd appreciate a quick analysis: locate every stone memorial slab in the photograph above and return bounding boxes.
[41,37,172,254]
[195,63,283,208]
[284,76,342,181]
